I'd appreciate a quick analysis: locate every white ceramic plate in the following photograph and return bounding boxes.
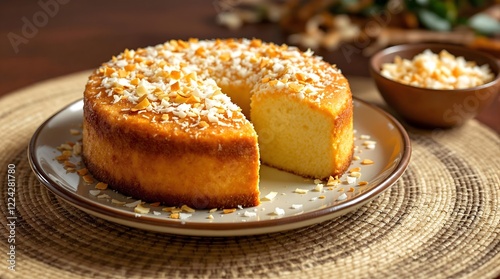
[28,98,411,236]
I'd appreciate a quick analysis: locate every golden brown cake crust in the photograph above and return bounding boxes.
[83,98,257,158]
[83,78,261,208]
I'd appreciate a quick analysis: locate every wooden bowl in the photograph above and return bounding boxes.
[370,44,500,128]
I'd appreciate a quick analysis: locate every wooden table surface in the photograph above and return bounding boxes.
[1,0,498,133]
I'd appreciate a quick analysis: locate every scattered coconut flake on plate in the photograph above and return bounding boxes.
[152,211,162,216]
[361,159,375,165]
[291,204,303,209]
[337,193,348,201]
[124,200,142,208]
[134,203,150,214]
[327,176,340,186]
[294,188,309,194]
[273,207,285,215]
[89,190,100,196]
[111,199,126,205]
[358,181,369,186]
[313,184,324,192]
[223,208,237,214]
[350,171,362,178]
[346,176,357,184]
[97,194,110,199]
[243,211,257,217]
[179,213,192,220]
[95,182,108,190]
[180,204,196,213]
[261,191,278,201]
[363,140,377,149]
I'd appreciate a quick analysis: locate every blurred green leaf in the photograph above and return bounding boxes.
[418,9,452,31]
[468,13,500,35]
[428,0,454,21]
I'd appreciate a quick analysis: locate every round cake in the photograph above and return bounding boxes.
[82,38,353,209]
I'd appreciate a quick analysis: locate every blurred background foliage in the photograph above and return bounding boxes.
[216,0,499,55]
[328,0,500,34]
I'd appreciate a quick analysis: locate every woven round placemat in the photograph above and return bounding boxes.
[0,72,499,279]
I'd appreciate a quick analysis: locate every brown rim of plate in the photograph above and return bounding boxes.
[27,97,412,235]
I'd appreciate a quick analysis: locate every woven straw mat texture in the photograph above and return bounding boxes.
[0,72,498,279]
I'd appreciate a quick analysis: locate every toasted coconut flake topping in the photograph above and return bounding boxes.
[93,38,343,132]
